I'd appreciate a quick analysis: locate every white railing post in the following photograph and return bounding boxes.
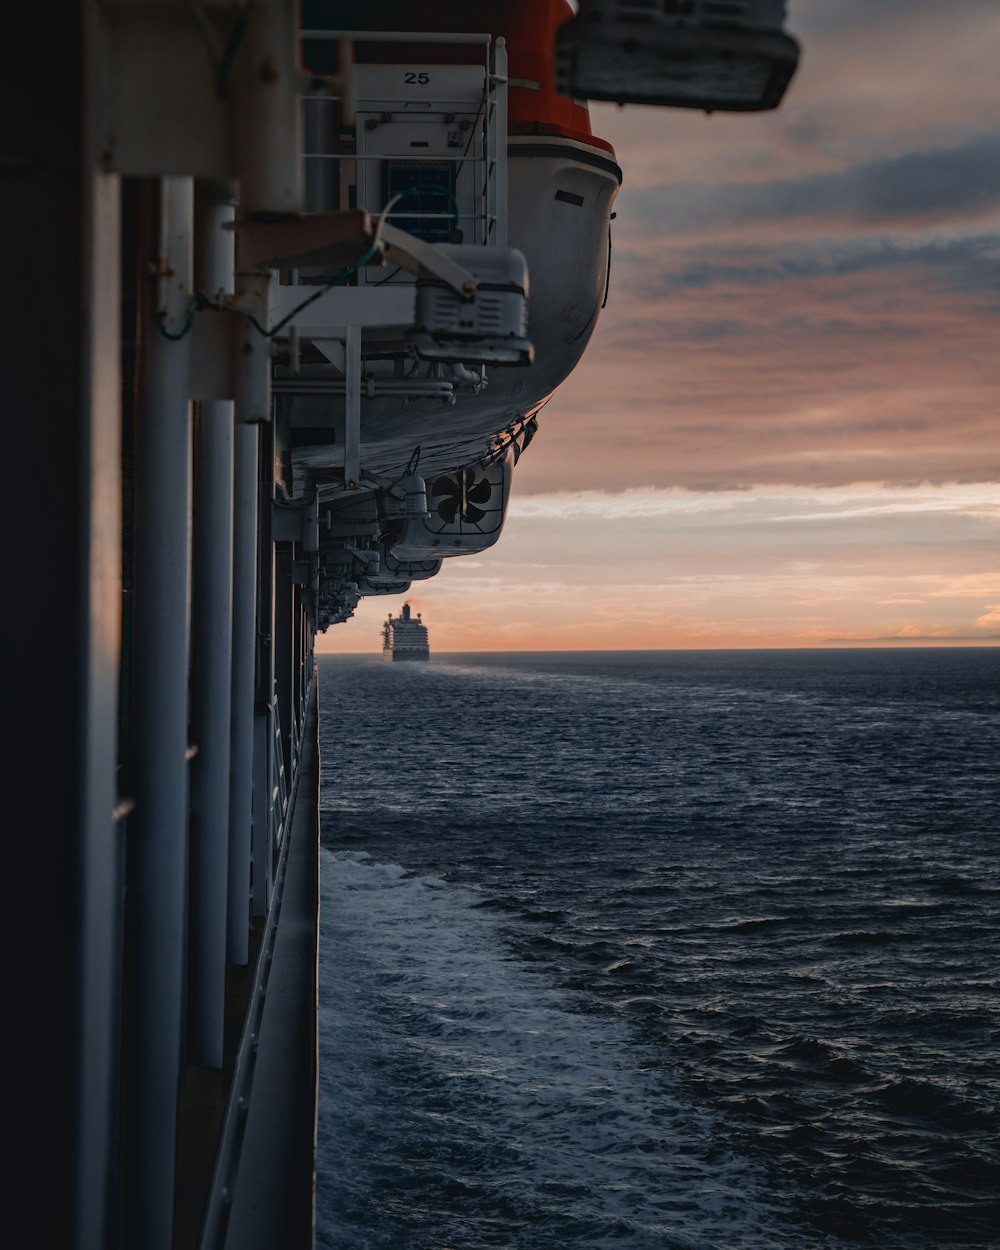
[189,182,237,1068]
[272,685,288,844]
[129,175,194,1250]
[252,509,276,918]
[344,324,362,486]
[489,37,508,248]
[228,422,259,963]
[75,164,123,1250]
[252,704,274,917]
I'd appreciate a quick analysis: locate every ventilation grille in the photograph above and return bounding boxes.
[418,288,527,337]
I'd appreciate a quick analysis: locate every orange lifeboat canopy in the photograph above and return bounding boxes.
[301,0,616,156]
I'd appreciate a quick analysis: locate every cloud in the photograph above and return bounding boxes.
[511,220,1000,494]
[509,487,744,520]
[976,604,1000,629]
[767,499,1000,525]
[621,236,1000,302]
[318,483,1000,652]
[541,5,1000,499]
[792,0,1000,31]
[626,135,1000,237]
[507,484,1000,525]
[822,632,1000,643]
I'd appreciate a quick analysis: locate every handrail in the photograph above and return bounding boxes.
[303,153,488,166]
[271,683,288,847]
[301,29,491,46]
[197,669,316,1250]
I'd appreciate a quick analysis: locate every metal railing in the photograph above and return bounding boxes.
[298,29,508,250]
[271,686,288,848]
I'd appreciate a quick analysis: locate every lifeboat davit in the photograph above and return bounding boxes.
[290,0,620,487]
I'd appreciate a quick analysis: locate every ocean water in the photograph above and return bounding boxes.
[315,649,1000,1249]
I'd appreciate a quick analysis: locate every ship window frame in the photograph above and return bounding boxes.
[381,160,457,244]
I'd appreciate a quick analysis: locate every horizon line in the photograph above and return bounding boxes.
[317,641,1000,655]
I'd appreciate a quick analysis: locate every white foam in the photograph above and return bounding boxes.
[317,849,790,1250]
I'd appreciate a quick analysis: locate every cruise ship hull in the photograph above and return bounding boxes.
[9,3,619,1247]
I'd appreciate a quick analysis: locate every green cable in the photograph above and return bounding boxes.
[380,182,461,231]
[156,182,461,343]
[156,308,197,340]
[155,244,378,343]
[253,240,381,338]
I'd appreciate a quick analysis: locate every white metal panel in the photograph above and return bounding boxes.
[271,283,416,331]
[101,11,231,176]
[129,176,195,1250]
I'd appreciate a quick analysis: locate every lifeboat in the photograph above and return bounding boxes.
[280,0,621,624]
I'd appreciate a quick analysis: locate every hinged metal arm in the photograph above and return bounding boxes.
[377,223,479,297]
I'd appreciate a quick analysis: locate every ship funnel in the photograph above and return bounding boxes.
[556,0,800,113]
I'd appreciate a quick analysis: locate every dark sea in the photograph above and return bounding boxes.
[315,649,1000,1250]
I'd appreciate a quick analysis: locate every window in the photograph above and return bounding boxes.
[383,162,454,244]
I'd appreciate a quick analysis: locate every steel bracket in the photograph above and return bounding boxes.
[271,490,320,547]
[227,210,376,271]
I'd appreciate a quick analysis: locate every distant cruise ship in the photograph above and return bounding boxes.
[382,603,430,662]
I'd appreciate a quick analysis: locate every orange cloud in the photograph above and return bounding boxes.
[976,604,1000,629]
[318,486,1000,653]
[536,5,1000,499]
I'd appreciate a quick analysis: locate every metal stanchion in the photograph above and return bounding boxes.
[228,422,259,963]
[128,175,193,1250]
[189,183,236,1067]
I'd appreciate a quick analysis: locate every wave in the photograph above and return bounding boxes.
[317,850,793,1250]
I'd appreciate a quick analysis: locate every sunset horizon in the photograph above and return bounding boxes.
[324,640,1000,653]
[319,0,999,656]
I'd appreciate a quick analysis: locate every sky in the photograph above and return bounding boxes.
[320,0,1000,652]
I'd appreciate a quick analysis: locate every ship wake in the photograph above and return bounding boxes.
[317,849,787,1250]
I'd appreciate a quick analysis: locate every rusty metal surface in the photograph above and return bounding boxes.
[229,209,375,269]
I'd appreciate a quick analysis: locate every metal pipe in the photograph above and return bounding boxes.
[128,175,193,1250]
[236,4,303,216]
[344,324,361,485]
[188,185,236,1068]
[491,38,509,248]
[189,406,233,1064]
[304,95,339,213]
[228,423,259,964]
[272,377,454,397]
[252,484,276,918]
[275,547,295,807]
[304,153,488,164]
[252,708,274,917]
[301,29,491,44]
[75,165,123,1250]
[233,270,271,426]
